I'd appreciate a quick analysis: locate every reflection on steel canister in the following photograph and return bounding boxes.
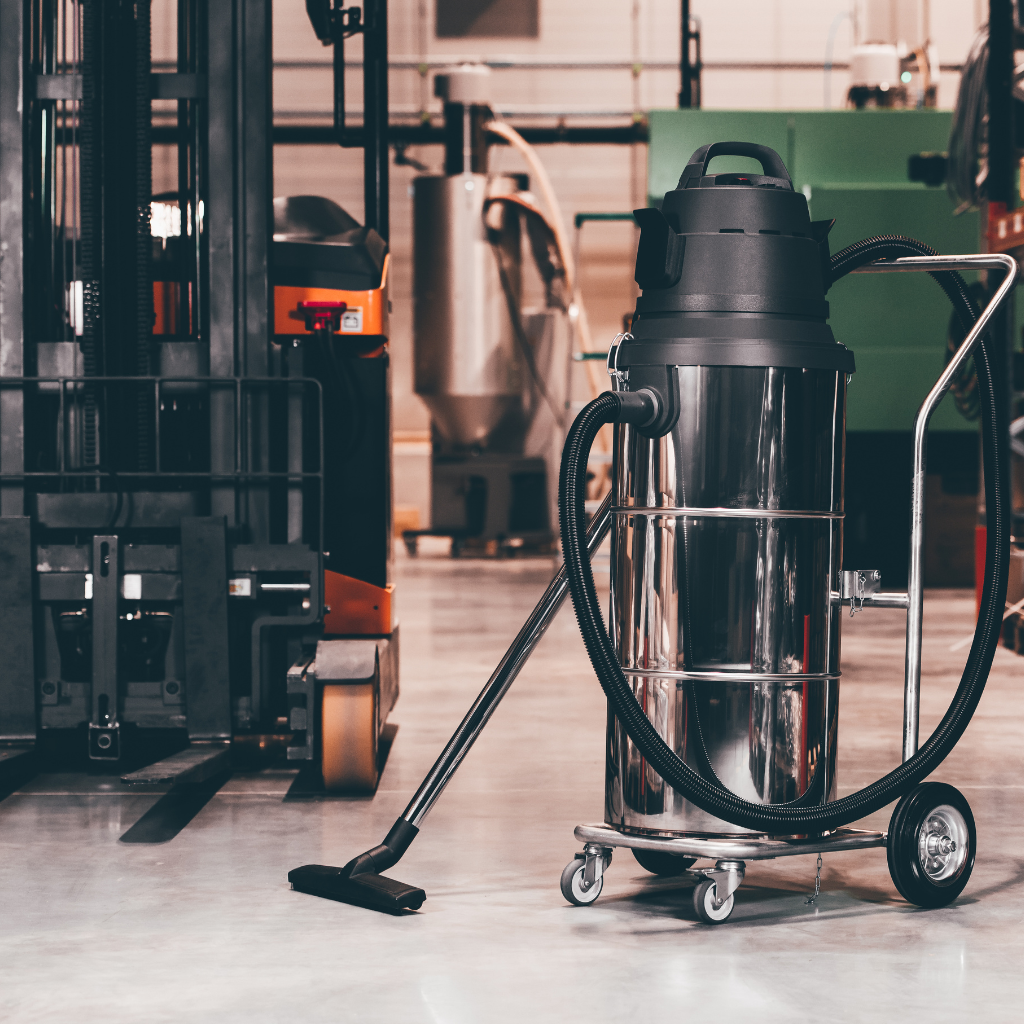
[606,364,844,835]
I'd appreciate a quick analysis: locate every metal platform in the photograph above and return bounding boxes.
[575,822,887,861]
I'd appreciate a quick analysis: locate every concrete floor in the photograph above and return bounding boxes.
[3,548,1024,1023]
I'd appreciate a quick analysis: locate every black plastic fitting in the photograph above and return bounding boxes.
[614,389,660,428]
[342,816,419,877]
[633,208,686,291]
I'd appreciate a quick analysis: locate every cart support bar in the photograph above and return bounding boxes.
[855,254,1018,761]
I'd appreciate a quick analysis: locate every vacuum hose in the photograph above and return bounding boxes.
[560,236,1009,833]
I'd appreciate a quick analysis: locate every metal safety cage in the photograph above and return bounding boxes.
[0,376,324,544]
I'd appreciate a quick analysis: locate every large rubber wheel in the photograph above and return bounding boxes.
[632,848,696,876]
[887,782,976,908]
[321,682,378,792]
[693,878,734,924]
[560,856,603,906]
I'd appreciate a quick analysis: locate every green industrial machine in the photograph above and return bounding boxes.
[647,110,988,585]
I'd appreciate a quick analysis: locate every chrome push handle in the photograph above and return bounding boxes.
[852,253,1018,761]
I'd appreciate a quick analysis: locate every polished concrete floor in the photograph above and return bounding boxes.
[3,547,1024,1022]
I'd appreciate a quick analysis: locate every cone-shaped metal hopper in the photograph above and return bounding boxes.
[419,393,523,449]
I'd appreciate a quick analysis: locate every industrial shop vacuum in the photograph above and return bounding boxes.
[290,142,1017,923]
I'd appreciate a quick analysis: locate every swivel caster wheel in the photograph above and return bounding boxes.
[693,878,735,924]
[560,850,609,906]
[887,782,976,907]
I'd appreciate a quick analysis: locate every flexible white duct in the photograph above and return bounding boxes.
[483,120,606,403]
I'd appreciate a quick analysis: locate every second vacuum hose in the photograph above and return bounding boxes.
[559,237,1010,833]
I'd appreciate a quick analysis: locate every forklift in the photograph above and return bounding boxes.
[0,0,395,799]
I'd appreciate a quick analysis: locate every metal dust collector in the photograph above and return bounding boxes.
[406,65,565,555]
[290,142,1016,923]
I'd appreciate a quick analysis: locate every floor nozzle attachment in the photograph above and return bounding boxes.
[287,863,426,913]
[289,816,424,913]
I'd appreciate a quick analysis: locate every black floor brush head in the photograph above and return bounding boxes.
[288,864,426,914]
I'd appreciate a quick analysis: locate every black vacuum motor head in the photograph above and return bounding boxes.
[625,141,853,383]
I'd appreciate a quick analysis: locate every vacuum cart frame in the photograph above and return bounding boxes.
[564,252,1016,922]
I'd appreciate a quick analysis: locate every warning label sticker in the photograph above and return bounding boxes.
[341,307,363,332]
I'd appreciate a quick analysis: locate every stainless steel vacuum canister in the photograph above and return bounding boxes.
[606,142,855,836]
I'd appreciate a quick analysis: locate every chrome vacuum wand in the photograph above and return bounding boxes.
[287,494,614,912]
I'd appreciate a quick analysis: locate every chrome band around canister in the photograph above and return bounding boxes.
[614,506,845,520]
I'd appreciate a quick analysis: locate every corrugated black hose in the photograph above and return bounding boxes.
[559,235,1009,833]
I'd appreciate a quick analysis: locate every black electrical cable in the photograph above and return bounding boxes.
[135,0,153,474]
[947,26,988,213]
[560,235,1009,833]
[943,280,986,423]
[314,333,367,463]
[80,0,100,473]
[107,478,124,530]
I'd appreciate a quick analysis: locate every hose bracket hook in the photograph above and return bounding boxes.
[606,333,631,387]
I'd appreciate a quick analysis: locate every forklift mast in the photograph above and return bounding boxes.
[0,0,396,793]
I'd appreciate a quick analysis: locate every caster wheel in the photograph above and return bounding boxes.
[693,878,735,924]
[560,856,603,906]
[321,682,379,793]
[887,782,976,907]
[632,848,696,877]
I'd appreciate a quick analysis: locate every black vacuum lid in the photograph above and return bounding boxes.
[625,141,853,374]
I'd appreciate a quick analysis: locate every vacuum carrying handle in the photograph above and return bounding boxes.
[679,141,792,189]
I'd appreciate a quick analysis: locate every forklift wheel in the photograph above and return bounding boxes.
[321,683,378,792]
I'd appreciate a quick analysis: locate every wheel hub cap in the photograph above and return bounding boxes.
[918,804,969,884]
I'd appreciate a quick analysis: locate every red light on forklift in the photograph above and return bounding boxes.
[293,300,348,333]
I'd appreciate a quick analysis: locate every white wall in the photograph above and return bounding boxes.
[272,0,985,120]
